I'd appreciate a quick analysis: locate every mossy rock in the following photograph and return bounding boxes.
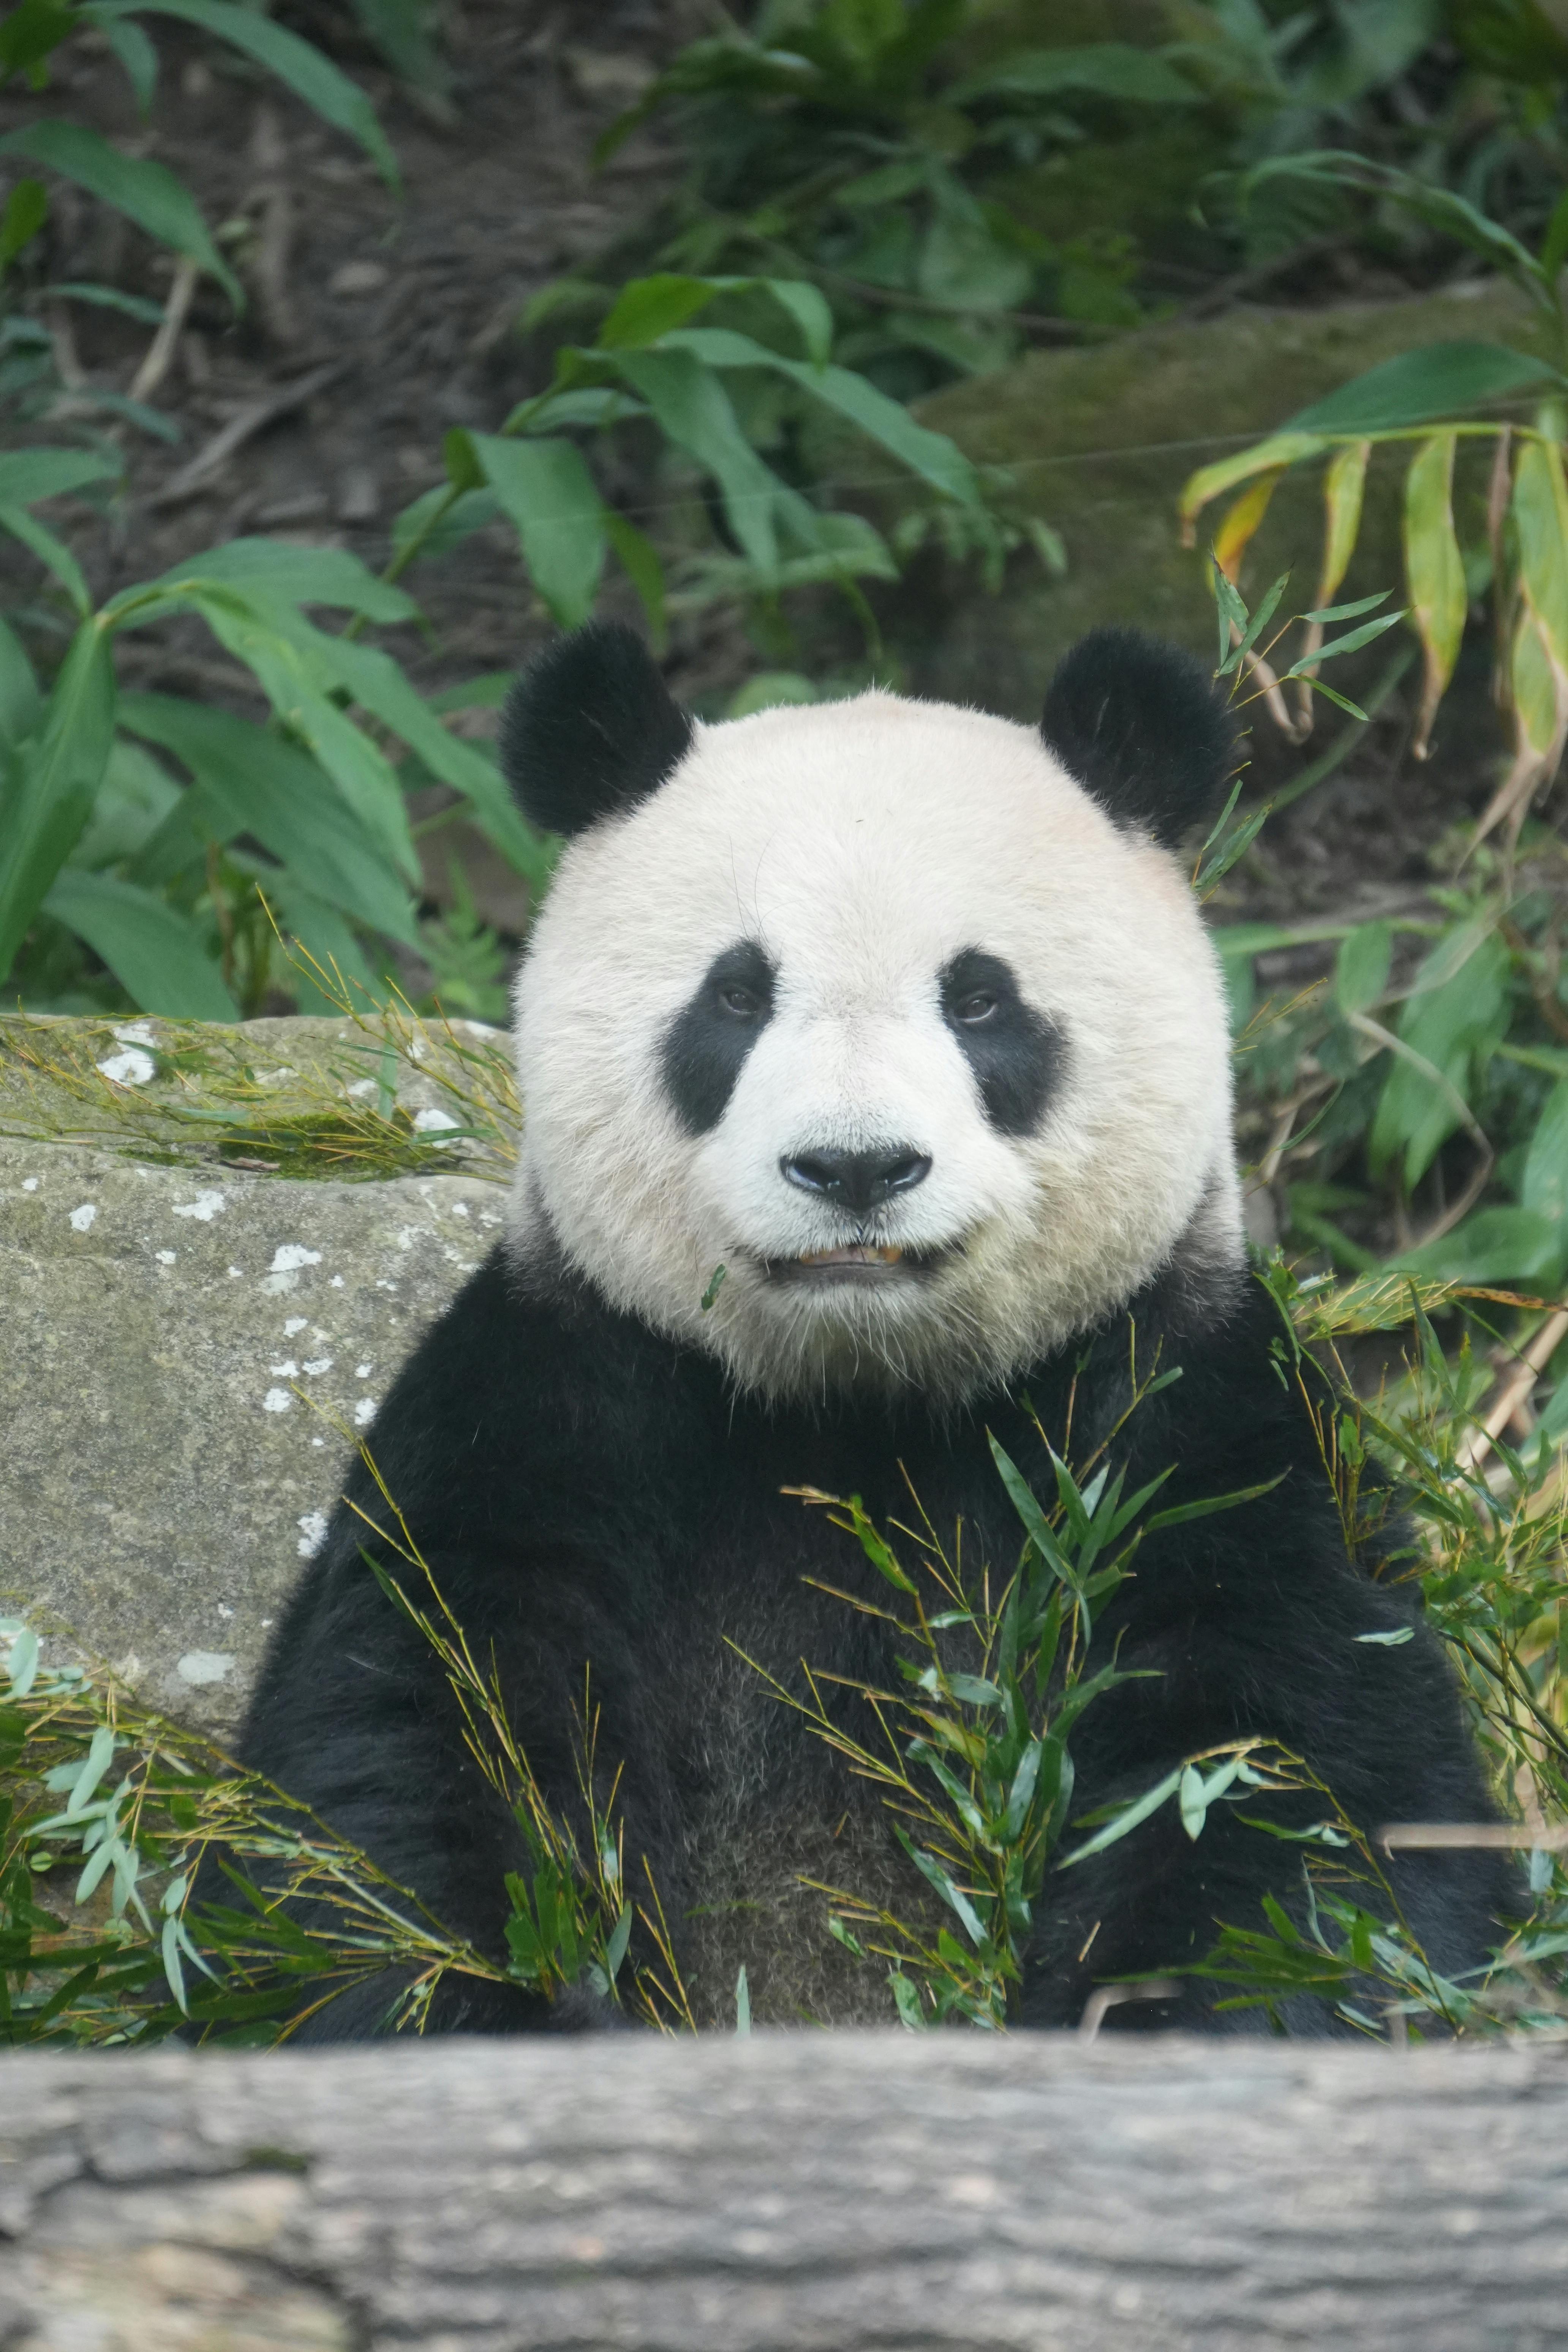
[0,1013,517,1736]
[885,283,1552,719]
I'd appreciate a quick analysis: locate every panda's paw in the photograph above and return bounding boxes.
[545,1979,639,2034]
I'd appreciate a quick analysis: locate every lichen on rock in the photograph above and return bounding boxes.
[0,1012,518,1735]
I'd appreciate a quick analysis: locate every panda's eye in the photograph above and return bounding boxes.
[955,992,997,1024]
[719,983,761,1018]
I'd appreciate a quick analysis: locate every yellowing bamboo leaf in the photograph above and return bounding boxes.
[1294,438,1371,732]
[1318,439,1370,607]
[1403,432,1465,760]
[1213,471,1282,582]
[1511,433,1568,670]
[1513,600,1564,758]
[1178,432,1326,547]
[1474,601,1568,851]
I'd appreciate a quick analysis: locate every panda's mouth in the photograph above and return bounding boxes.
[765,1242,947,1284]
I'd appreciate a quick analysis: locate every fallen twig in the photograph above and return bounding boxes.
[129,254,201,405]
[1456,1307,1568,1475]
[147,360,350,507]
[1379,1821,1568,1852]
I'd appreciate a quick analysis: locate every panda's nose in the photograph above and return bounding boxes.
[780,1146,932,1212]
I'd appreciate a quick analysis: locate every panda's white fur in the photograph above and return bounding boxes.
[510,686,1241,1406]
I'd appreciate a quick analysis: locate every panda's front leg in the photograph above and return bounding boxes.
[1017,1776,1326,2035]
[228,1524,684,2042]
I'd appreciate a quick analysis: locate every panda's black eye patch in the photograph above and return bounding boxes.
[662,940,776,1135]
[939,948,1063,1137]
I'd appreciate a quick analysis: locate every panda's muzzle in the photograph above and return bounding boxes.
[764,1146,944,1282]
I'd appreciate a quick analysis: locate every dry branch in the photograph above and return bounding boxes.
[148,360,350,508]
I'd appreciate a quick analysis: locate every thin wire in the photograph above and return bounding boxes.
[395,389,1553,537]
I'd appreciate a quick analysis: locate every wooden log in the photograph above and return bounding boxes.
[2,2033,1566,2350]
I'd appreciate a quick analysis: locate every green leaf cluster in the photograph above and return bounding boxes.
[756,1346,1276,2029]
[0,478,550,1016]
[590,1,1209,383]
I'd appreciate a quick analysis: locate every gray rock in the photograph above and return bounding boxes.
[0,1012,518,1737]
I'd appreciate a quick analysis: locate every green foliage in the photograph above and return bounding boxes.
[413,270,985,643]
[0,1623,520,2044]
[0,489,545,1015]
[2,7,993,1023]
[593,0,1210,382]
[0,249,986,1013]
[744,1348,1278,2028]
[1173,1263,1568,2038]
[780,1265,1568,2040]
[0,0,398,317]
[1184,158,1568,1299]
[0,1427,697,2043]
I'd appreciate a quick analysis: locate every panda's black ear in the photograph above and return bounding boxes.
[1040,627,1238,852]
[500,622,694,837]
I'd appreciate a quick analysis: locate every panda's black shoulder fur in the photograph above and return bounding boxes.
[499,621,692,838]
[235,1241,1512,2041]
[1042,626,1239,849]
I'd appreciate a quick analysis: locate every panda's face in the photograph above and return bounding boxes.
[510,688,1241,1405]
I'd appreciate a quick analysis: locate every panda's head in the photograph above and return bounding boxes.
[502,623,1242,1407]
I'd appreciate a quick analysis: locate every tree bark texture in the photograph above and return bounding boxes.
[1,2034,1566,2351]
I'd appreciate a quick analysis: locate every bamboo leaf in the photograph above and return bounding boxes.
[1001,1740,1043,1841]
[1280,608,1406,675]
[146,538,419,625]
[1218,571,1290,677]
[0,175,48,267]
[1140,1474,1287,1536]
[1307,680,1370,719]
[1511,598,1568,757]
[118,694,419,944]
[1299,590,1388,624]
[1210,563,1249,668]
[987,1435,1077,1594]
[596,272,720,349]
[1511,433,1568,674]
[1,504,93,615]
[604,1904,632,1983]
[1179,433,1325,544]
[612,344,790,575]
[172,591,419,883]
[0,448,120,508]
[89,0,398,185]
[5,1628,39,1698]
[1403,432,1465,759]
[1287,340,1557,434]
[0,122,241,307]
[761,277,834,369]
[44,869,239,1017]
[658,326,979,507]
[0,617,41,749]
[1316,440,1370,605]
[893,1826,987,1947]
[1212,471,1282,583]
[604,511,665,642]
[1335,920,1393,1017]
[950,43,1199,103]
[1056,1767,1182,1868]
[0,621,115,985]
[1543,187,1568,288]
[472,435,607,630]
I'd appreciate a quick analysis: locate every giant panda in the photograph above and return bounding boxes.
[237,621,1511,2039]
